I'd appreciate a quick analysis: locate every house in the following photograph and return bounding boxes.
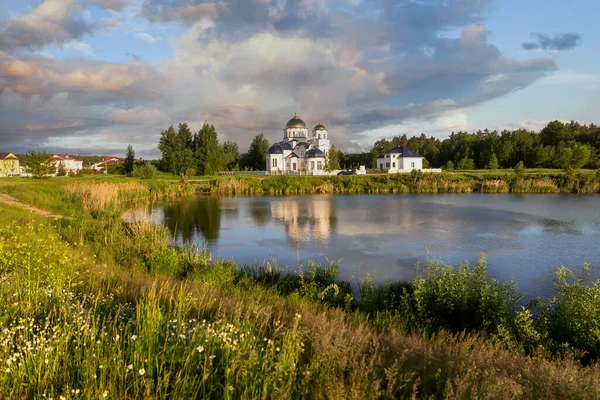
[377,147,425,173]
[0,152,20,177]
[92,156,120,172]
[266,115,332,174]
[50,154,83,174]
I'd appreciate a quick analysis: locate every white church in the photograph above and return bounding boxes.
[266,115,331,173]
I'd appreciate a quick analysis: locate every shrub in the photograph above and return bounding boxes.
[147,248,182,276]
[133,163,158,179]
[536,266,600,363]
[411,255,520,335]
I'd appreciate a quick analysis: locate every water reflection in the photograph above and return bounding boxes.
[268,196,337,249]
[162,197,221,243]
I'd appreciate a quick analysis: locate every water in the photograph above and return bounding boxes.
[139,194,600,299]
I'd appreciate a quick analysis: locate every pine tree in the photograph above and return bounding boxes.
[124,144,135,175]
[195,123,222,175]
[487,153,499,169]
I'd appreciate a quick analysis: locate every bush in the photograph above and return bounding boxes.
[536,266,600,363]
[133,163,158,179]
[411,255,520,335]
[147,248,182,276]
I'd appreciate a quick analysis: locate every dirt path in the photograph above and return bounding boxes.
[0,193,64,218]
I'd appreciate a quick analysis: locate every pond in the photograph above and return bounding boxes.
[138,194,600,299]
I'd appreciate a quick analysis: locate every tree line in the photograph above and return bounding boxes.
[157,122,341,175]
[353,120,600,170]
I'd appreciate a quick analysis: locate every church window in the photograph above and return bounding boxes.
[411,162,415,168]
[392,162,396,168]
[386,162,390,168]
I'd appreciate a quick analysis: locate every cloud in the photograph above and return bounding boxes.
[64,41,94,55]
[522,32,582,51]
[140,2,218,26]
[0,0,94,51]
[103,107,171,125]
[135,32,161,43]
[85,0,128,11]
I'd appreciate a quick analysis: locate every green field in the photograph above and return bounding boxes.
[1,175,600,398]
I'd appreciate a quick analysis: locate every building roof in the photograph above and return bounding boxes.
[305,148,325,158]
[268,144,283,155]
[0,152,18,160]
[313,123,327,131]
[286,152,301,159]
[383,147,423,158]
[51,154,83,162]
[377,154,385,159]
[285,114,307,129]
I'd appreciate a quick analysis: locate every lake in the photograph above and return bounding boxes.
[138,194,600,299]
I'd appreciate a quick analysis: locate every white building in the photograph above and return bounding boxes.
[266,115,331,173]
[50,154,83,174]
[377,147,424,173]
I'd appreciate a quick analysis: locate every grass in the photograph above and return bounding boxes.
[1,176,600,398]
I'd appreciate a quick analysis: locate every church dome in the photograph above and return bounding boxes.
[285,114,307,129]
[268,144,283,155]
[314,123,327,131]
[306,148,325,158]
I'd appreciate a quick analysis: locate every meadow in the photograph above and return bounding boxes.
[1,174,600,398]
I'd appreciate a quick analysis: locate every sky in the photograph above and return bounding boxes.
[0,0,598,158]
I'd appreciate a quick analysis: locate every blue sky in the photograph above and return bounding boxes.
[0,0,598,157]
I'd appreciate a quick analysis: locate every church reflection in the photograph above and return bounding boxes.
[265,196,337,250]
[161,197,221,243]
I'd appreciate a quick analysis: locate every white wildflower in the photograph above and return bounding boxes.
[139,368,146,376]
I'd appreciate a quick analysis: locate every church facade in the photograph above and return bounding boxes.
[266,115,331,173]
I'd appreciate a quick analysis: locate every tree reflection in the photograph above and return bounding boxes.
[162,197,221,243]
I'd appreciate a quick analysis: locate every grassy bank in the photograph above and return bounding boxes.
[1,177,600,398]
[211,170,600,195]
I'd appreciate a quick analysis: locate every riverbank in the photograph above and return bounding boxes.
[211,170,600,195]
[1,178,600,398]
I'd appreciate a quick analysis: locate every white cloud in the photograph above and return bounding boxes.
[103,107,171,125]
[538,71,600,91]
[64,41,94,55]
[135,32,161,43]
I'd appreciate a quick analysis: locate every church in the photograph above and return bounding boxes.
[266,115,331,173]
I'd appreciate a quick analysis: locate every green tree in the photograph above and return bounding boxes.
[124,144,135,175]
[25,151,53,178]
[487,153,499,170]
[158,125,178,173]
[443,160,455,171]
[57,162,67,176]
[222,141,240,171]
[457,156,475,170]
[541,120,572,147]
[325,145,341,171]
[195,123,222,175]
[245,133,270,170]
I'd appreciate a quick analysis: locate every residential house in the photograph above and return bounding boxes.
[92,156,120,172]
[377,147,425,173]
[0,152,20,177]
[50,154,83,174]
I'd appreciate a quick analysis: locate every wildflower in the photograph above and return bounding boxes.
[103,390,108,398]
[209,355,216,360]
[276,347,280,352]
[139,368,146,376]
[131,335,137,341]
[127,364,133,370]
[228,385,234,391]
[196,346,204,353]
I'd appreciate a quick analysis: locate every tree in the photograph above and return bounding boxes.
[457,156,475,170]
[124,145,135,175]
[26,151,53,178]
[514,161,526,179]
[158,126,178,173]
[195,123,222,175]
[57,162,67,176]
[222,141,240,171]
[487,153,499,170]
[245,133,270,170]
[325,145,341,171]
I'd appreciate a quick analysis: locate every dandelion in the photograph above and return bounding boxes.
[139,368,146,376]
[228,385,234,391]
[196,346,204,353]
[127,364,133,370]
